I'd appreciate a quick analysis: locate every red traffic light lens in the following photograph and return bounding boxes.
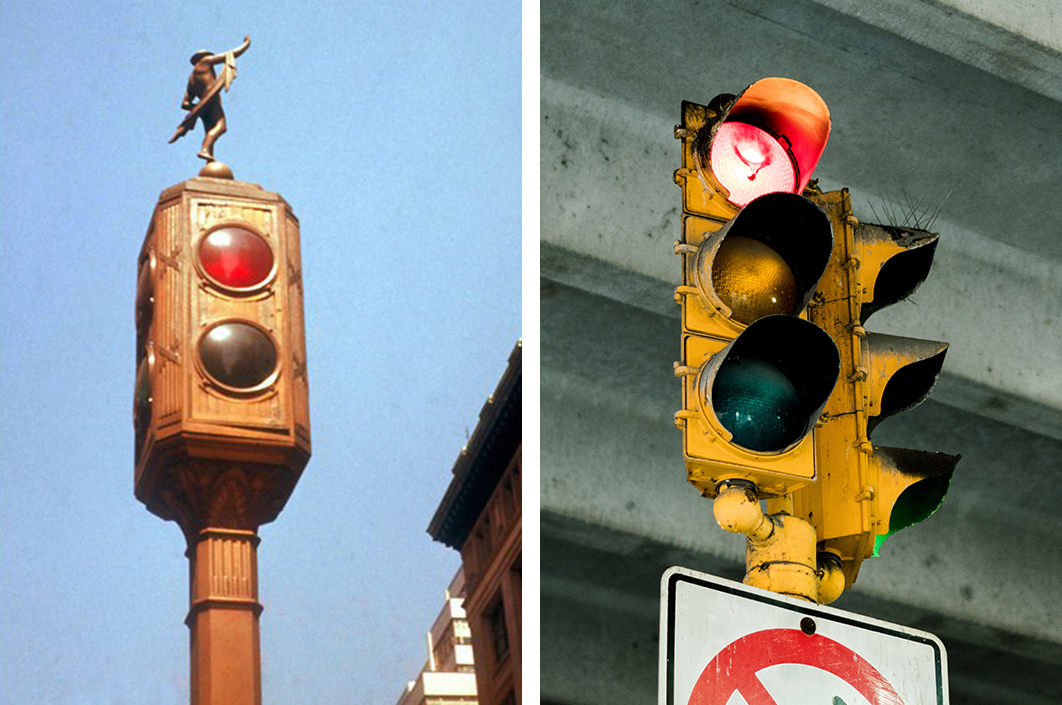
[198,226,275,290]
[198,321,278,390]
[710,122,797,207]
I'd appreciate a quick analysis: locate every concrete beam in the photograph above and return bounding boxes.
[541,516,1062,705]
[542,0,1062,262]
[809,0,1062,98]
[542,242,1062,441]
[541,269,1062,644]
[541,77,1062,412]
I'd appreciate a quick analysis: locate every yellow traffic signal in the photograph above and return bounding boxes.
[673,79,839,500]
[134,177,311,535]
[675,79,958,602]
[794,187,959,588]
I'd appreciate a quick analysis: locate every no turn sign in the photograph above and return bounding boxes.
[660,566,948,705]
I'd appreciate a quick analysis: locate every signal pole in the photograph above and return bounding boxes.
[135,37,311,705]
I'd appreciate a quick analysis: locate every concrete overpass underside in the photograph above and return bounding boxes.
[539,1,1062,704]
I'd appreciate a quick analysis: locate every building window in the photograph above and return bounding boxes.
[487,598,510,665]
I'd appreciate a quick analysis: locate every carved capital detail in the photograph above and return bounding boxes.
[151,459,298,539]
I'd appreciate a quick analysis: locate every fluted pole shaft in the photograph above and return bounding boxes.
[186,528,263,705]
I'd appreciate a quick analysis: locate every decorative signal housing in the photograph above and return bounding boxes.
[134,176,311,538]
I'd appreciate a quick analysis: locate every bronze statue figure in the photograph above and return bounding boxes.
[169,35,251,162]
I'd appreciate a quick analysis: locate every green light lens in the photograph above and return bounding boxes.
[873,471,954,556]
[713,355,804,452]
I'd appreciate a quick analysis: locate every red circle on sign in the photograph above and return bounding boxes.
[687,629,903,705]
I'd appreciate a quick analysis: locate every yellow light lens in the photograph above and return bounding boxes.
[710,236,798,324]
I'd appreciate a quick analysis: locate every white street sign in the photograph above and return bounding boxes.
[660,566,949,705]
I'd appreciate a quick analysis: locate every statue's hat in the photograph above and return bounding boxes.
[189,50,213,63]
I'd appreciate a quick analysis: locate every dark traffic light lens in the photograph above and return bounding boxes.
[134,356,152,427]
[136,253,155,334]
[711,236,799,325]
[873,471,954,556]
[713,355,804,452]
[134,355,152,462]
[198,226,275,290]
[199,321,278,390]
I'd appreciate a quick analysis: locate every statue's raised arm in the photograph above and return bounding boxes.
[203,36,251,66]
[168,35,252,167]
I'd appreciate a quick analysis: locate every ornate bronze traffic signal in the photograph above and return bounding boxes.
[135,177,311,536]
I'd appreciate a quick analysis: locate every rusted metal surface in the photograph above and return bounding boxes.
[714,481,845,604]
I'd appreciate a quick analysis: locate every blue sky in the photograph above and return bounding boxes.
[0,1,521,703]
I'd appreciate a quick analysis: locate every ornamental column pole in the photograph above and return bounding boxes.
[186,529,263,705]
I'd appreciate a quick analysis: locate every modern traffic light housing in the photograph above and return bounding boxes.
[134,177,311,537]
[676,80,959,597]
[794,186,960,588]
[676,195,840,493]
[675,79,840,501]
[679,315,839,497]
[681,192,834,337]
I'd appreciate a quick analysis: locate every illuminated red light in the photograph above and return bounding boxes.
[198,226,274,290]
[710,122,797,207]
